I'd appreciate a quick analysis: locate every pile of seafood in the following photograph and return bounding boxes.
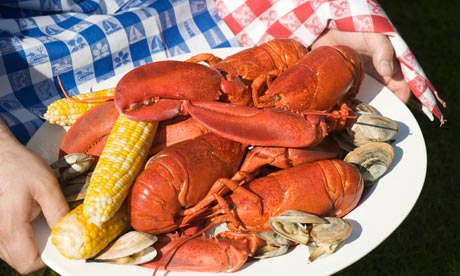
[45,39,399,274]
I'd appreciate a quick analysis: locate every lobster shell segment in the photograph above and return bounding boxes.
[185,100,329,147]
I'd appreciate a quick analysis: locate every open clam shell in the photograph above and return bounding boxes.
[308,217,352,261]
[90,231,158,265]
[310,217,352,245]
[254,230,292,259]
[61,173,91,202]
[344,141,395,185]
[269,210,327,244]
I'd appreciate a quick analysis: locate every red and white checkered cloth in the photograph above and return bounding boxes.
[214,0,446,124]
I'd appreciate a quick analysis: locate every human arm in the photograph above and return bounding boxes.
[0,121,69,274]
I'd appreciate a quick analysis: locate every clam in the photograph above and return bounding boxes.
[332,131,357,153]
[351,99,380,114]
[349,112,399,147]
[344,141,395,185]
[308,217,352,261]
[52,153,95,208]
[348,100,399,146]
[267,210,353,262]
[269,210,326,244]
[254,230,292,259]
[61,172,91,203]
[333,101,399,152]
[51,153,95,181]
[89,231,158,265]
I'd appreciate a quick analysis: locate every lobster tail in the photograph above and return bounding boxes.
[316,159,364,217]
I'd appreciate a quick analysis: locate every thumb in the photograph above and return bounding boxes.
[366,33,396,78]
[33,167,69,228]
[39,188,69,229]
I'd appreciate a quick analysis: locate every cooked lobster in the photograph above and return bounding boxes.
[138,159,363,273]
[114,40,363,148]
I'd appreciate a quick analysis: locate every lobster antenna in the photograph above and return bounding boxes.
[302,109,357,119]
[55,75,114,103]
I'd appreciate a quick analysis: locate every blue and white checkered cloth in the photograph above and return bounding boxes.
[0,0,241,144]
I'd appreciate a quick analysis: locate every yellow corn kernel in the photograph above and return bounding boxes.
[43,88,115,126]
[83,114,158,226]
[51,202,130,259]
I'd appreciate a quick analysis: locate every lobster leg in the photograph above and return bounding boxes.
[180,177,263,228]
[185,100,329,148]
[239,136,341,173]
[185,53,222,66]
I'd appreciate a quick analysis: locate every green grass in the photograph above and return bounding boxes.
[1,0,458,275]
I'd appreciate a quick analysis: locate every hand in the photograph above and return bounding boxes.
[311,29,411,103]
[0,123,69,274]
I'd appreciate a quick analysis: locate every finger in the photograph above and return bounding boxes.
[31,167,69,228]
[365,33,396,78]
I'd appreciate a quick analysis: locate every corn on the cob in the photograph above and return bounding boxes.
[43,88,115,126]
[83,114,158,226]
[51,202,130,259]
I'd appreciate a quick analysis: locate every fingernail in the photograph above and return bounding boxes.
[379,60,394,76]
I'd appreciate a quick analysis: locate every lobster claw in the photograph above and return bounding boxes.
[114,60,224,121]
[59,101,118,158]
[121,99,184,122]
[186,101,329,148]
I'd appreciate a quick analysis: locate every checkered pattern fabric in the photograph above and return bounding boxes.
[0,0,445,144]
[215,0,446,124]
[0,0,240,144]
